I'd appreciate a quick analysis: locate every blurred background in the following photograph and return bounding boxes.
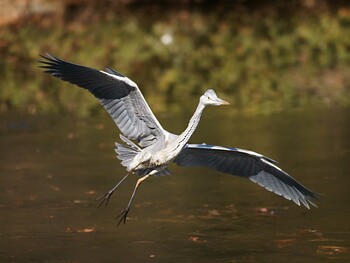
[1,0,350,115]
[1,1,350,262]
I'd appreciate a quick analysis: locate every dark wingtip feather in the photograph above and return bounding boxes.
[309,191,322,201]
[38,53,136,100]
[300,189,320,208]
[41,53,59,60]
[42,70,55,74]
[39,53,53,61]
[38,53,60,70]
[39,65,54,69]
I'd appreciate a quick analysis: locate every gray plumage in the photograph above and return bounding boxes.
[39,54,318,224]
[174,144,316,208]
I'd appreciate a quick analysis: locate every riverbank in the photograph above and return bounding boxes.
[1,1,350,115]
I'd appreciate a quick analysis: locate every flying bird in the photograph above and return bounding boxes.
[39,54,318,225]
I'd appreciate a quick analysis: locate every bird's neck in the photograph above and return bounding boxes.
[177,102,206,149]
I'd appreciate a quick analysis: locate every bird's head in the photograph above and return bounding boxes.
[200,89,230,106]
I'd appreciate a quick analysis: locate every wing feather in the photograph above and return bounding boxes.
[174,144,318,208]
[39,53,166,147]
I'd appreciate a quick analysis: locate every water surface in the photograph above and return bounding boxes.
[1,108,349,262]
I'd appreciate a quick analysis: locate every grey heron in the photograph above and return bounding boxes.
[39,54,318,225]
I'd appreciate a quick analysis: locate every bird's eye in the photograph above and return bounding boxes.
[207,96,211,100]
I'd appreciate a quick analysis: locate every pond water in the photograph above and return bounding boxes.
[1,107,349,262]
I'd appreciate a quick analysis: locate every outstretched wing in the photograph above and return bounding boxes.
[174,144,318,208]
[39,54,166,147]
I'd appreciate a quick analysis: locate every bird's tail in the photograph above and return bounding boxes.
[115,134,141,168]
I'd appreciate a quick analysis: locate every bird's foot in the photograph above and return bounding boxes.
[96,191,114,207]
[115,208,129,226]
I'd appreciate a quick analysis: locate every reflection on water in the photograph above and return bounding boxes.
[1,108,350,262]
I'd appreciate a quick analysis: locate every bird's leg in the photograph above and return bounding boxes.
[97,172,131,207]
[116,170,157,225]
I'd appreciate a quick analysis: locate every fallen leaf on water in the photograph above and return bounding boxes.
[299,229,322,236]
[317,245,348,255]
[77,227,96,233]
[258,207,268,213]
[189,236,207,243]
[85,190,96,195]
[208,209,221,216]
[255,207,276,216]
[66,226,96,233]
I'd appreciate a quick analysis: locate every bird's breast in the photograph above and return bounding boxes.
[151,146,180,165]
[150,155,167,166]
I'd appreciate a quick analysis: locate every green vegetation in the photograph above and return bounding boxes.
[1,4,350,116]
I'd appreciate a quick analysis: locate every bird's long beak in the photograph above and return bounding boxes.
[217,98,230,105]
